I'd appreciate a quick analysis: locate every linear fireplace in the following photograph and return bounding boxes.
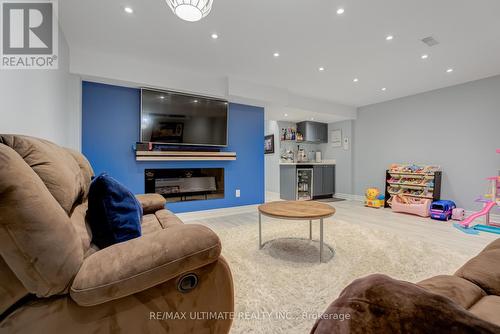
[145,168,224,203]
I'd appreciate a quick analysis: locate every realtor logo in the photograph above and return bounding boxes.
[1,0,58,69]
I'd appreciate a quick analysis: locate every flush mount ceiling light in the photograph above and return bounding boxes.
[273,52,280,57]
[336,8,345,15]
[318,67,325,72]
[385,35,394,41]
[124,6,133,14]
[446,68,454,73]
[353,78,359,82]
[381,87,387,91]
[166,0,213,22]
[421,54,429,59]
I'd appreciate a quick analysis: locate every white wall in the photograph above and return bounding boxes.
[265,120,280,193]
[321,121,354,195]
[354,75,500,210]
[0,27,81,150]
[70,47,357,123]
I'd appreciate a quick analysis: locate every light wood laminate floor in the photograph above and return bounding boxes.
[178,200,498,257]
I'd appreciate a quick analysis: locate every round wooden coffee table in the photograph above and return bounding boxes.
[258,201,336,263]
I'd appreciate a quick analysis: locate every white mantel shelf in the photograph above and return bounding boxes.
[136,151,237,161]
[279,160,336,166]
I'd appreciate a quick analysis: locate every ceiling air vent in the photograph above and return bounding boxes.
[421,36,439,47]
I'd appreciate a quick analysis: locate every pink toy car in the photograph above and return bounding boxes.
[452,208,465,221]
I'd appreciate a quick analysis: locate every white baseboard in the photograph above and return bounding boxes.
[265,191,281,202]
[334,193,364,202]
[178,192,282,222]
[177,204,259,222]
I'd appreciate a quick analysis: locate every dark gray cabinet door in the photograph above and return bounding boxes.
[280,165,296,200]
[323,166,335,195]
[313,166,323,196]
[316,123,328,143]
[296,121,328,143]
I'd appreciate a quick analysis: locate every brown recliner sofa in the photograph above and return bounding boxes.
[311,238,500,333]
[0,135,234,333]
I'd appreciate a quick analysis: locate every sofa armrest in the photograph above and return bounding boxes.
[311,274,500,334]
[70,224,221,306]
[135,193,166,214]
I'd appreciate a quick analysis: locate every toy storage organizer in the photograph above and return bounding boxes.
[384,164,442,208]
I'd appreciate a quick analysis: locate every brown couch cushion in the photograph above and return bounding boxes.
[135,193,166,214]
[0,256,28,315]
[0,135,89,214]
[311,274,500,334]
[418,275,487,309]
[155,209,184,228]
[469,296,500,327]
[482,238,500,252]
[0,143,83,297]
[141,214,164,235]
[455,248,500,295]
[64,148,94,200]
[70,202,93,253]
[70,224,221,306]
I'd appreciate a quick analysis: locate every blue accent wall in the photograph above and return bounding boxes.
[82,81,265,213]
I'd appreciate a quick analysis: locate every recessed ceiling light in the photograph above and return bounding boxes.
[194,99,199,103]
[336,8,345,15]
[353,78,359,82]
[284,113,288,117]
[318,67,325,72]
[160,95,165,99]
[421,54,429,60]
[211,33,218,39]
[446,68,454,73]
[124,6,133,14]
[273,52,280,58]
[385,35,394,41]
[381,87,387,91]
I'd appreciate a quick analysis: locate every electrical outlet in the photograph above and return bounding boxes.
[235,189,241,198]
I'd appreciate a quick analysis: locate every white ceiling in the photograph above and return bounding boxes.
[60,0,500,109]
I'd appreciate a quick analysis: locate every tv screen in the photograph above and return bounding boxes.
[141,89,228,146]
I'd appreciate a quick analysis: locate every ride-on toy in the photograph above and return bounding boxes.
[430,200,456,221]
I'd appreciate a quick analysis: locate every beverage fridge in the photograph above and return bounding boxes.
[296,168,313,200]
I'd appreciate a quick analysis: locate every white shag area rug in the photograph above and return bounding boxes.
[209,215,470,334]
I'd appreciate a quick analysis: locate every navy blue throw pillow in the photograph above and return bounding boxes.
[87,173,142,249]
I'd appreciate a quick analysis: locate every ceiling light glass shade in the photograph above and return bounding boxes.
[166,0,214,22]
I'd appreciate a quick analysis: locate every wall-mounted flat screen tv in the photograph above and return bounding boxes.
[141,89,228,147]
